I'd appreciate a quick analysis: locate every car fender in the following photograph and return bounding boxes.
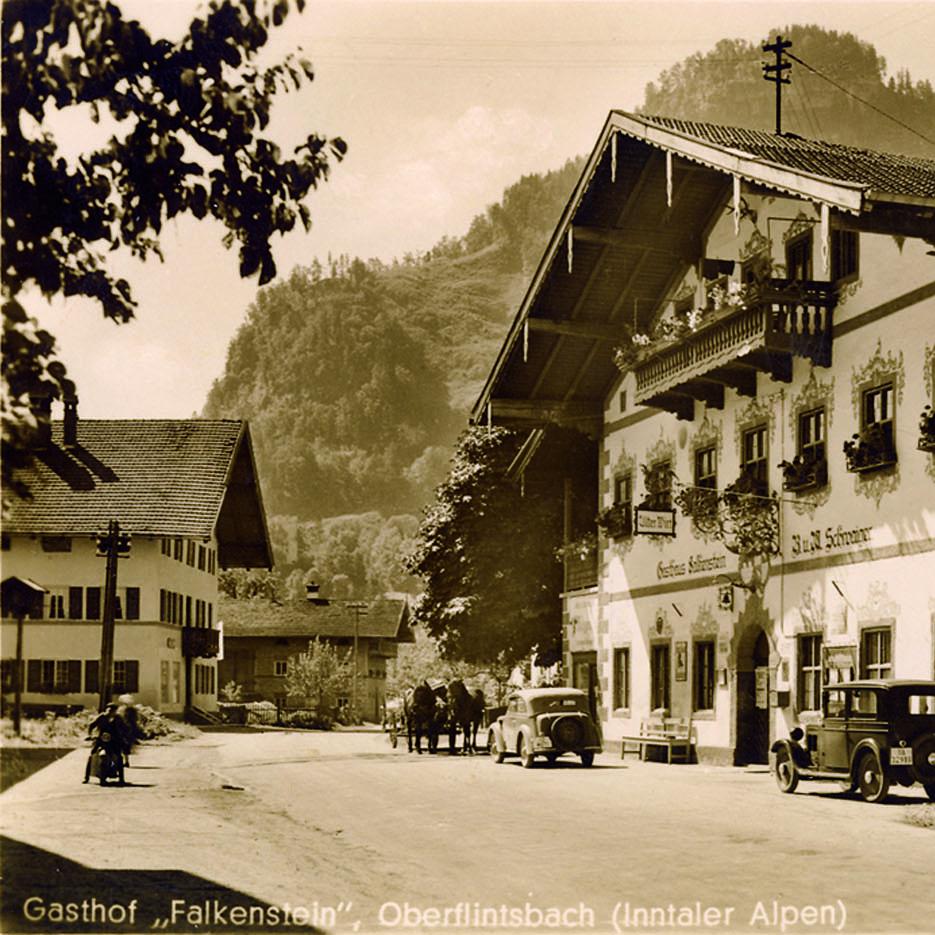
[771,738,810,769]
[849,737,885,777]
[488,722,507,755]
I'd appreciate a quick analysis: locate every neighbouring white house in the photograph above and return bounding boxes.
[1,402,272,718]
[473,112,935,764]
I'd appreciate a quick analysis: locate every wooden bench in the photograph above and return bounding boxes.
[619,716,694,764]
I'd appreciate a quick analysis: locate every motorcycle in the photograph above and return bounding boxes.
[85,731,125,786]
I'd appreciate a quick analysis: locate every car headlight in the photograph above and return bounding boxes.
[928,752,935,767]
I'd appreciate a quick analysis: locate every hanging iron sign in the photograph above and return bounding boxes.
[634,507,676,536]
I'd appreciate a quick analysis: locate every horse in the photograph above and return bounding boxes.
[447,680,487,754]
[404,681,438,754]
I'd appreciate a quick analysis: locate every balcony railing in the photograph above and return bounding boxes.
[634,279,836,407]
[182,626,220,658]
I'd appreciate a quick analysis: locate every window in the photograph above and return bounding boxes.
[198,545,206,571]
[47,590,66,619]
[798,634,823,711]
[27,659,81,693]
[85,587,101,620]
[647,460,673,510]
[113,660,139,694]
[831,229,858,281]
[1,534,10,551]
[1,659,23,691]
[160,661,170,704]
[741,425,768,493]
[186,541,196,566]
[185,595,192,626]
[651,643,671,712]
[40,535,72,552]
[274,660,288,677]
[613,647,630,711]
[172,662,181,703]
[619,391,628,413]
[693,641,715,711]
[125,587,140,621]
[862,383,896,459]
[68,587,83,620]
[173,538,183,561]
[692,446,717,517]
[785,231,812,281]
[798,408,825,463]
[704,274,729,310]
[85,660,99,694]
[861,627,892,679]
[849,689,879,718]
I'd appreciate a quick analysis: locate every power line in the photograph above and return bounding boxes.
[786,51,935,146]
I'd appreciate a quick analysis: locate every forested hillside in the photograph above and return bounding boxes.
[204,25,934,598]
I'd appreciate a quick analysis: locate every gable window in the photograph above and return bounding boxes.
[693,641,715,711]
[741,425,768,494]
[651,642,671,712]
[613,647,630,711]
[785,231,813,281]
[798,634,823,711]
[831,229,858,282]
[860,627,892,680]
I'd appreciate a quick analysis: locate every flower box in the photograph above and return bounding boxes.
[843,425,897,473]
[919,406,935,453]
[779,455,828,492]
[596,504,632,539]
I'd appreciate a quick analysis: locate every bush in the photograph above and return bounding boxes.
[280,709,333,731]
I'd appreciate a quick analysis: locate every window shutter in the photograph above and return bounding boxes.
[126,588,140,620]
[68,587,83,620]
[126,660,139,693]
[85,660,99,694]
[86,588,101,620]
[27,659,42,691]
[67,660,82,693]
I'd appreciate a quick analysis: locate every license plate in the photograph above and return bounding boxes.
[890,747,913,765]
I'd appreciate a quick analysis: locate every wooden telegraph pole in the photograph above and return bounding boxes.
[762,35,792,135]
[96,521,131,709]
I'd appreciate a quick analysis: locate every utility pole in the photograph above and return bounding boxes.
[347,601,368,718]
[96,521,131,709]
[1,576,46,736]
[762,35,792,135]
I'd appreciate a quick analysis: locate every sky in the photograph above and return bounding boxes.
[22,0,935,420]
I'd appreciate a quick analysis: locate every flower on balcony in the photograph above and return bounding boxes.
[919,405,935,453]
[778,452,828,492]
[672,484,720,535]
[554,532,598,562]
[596,503,632,539]
[843,423,897,473]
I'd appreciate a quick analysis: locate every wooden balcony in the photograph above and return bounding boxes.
[634,280,836,419]
[182,626,220,658]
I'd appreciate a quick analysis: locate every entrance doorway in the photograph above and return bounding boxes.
[572,651,599,721]
[735,628,770,765]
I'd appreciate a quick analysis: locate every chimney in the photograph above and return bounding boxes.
[28,393,52,447]
[63,396,79,447]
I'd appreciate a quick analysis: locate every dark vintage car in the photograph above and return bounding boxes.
[772,679,935,803]
[487,687,602,768]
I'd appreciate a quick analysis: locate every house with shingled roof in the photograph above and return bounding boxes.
[218,595,413,722]
[473,111,935,765]
[1,407,272,718]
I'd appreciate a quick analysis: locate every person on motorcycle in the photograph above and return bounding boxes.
[83,703,128,785]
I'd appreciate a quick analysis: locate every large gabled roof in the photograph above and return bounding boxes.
[472,111,935,431]
[5,419,272,568]
[219,595,414,641]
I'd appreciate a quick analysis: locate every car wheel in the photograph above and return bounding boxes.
[519,734,535,769]
[773,746,799,793]
[488,732,505,764]
[856,750,890,803]
[579,751,595,768]
[924,782,935,802]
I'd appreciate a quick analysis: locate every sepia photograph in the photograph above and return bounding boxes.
[2,0,935,932]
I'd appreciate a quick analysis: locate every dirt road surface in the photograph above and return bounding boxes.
[1,727,933,934]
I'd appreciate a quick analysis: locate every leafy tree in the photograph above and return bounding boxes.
[2,0,346,497]
[405,425,565,668]
[285,637,352,718]
[217,568,282,601]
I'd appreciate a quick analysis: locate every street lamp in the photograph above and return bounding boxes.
[305,583,369,720]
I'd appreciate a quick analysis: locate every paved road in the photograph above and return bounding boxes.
[1,728,933,935]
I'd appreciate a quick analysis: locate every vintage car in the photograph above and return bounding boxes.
[487,687,602,768]
[772,679,935,803]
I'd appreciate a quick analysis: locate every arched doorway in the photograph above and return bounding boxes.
[735,628,770,765]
